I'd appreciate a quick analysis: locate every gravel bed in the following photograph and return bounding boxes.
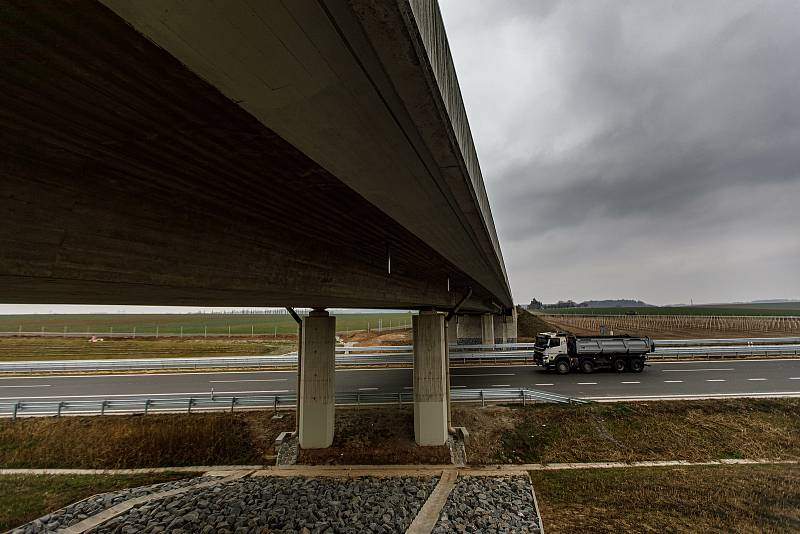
[433,475,540,533]
[90,475,438,534]
[11,476,220,534]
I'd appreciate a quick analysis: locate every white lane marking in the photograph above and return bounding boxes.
[621,381,640,384]
[664,380,684,383]
[0,390,290,400]
[0,384,51,388]
[586,391,800,401]
[208,379,288,384]
[451,385,467,388]
[491,384,511,387]
[403,386,414,390]
[357,387,379,391]
[0,370,299,380]
[747,378,768,381]
[451,373,515,377]
[535,383,554,386]
[662,368,734,372]
[577,382,597,385]
[790,377,800,380]
[706,379,726,382]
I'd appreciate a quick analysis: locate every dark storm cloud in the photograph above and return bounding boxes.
[440,0,800,304]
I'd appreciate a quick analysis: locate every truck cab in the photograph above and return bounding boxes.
[534,332,570,370]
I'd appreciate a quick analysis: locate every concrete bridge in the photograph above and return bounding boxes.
[0,1,514,447]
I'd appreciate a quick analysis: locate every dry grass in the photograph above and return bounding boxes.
[0,412,294,468]
[532,464,800,533]
[1,400,797,468]
[298,407,450,465]
[0,473,191,531]
[464,399,800,464]
[0,337,293,361]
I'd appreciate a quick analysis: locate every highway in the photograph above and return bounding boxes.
[1,359,799,404]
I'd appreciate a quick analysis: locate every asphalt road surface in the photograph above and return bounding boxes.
[1,359,799,403]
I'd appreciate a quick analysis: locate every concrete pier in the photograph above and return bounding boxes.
[298,309,336,449]
[493,308,518,343]
[481,314,495,345]
[456,315,482,345]
[413,311,449,446]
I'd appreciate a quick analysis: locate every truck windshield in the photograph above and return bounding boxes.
[535,335,548,347]
[549,338,561,347]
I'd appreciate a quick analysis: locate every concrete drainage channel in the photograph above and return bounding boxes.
[12,469,544,534]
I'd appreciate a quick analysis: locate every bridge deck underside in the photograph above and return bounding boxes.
[0,2,504,312]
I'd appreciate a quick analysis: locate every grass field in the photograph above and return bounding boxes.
[539,303,800,316]
[532,464,800,533]
[457,399,799,465]
[0,473,191,531]
[0,338,294,361]
[0,312,414,336]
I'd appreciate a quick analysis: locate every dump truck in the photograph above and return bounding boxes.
[533,332,655,374]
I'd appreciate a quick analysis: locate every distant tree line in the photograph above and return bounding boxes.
[527,298,651,310]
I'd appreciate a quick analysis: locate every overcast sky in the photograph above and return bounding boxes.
[440,0,800,305]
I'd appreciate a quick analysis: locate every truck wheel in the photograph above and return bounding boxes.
[630,358,644,373]
[612,358,627,372]
[580,359,594,374]
[555,360,570,375]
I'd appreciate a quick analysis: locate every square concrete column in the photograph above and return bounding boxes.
[493,315,506,344]
[481,314,495,346]
[413,311,448,446]
[298,309,336,449]
[456,315,482,345]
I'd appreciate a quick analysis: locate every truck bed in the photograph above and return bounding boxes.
[572,336,652,355]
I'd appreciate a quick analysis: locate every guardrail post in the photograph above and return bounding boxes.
[230,397,237,413]
[356,392,361,409]
[521,388,526,406]
[273,396,278,414]
[480,390,485,408]
[398,392,402,406]
[101,400,107,416]
[57,401,64,417]
[12,402,20,420]
[144,399,151,415]
[187,397,193,413]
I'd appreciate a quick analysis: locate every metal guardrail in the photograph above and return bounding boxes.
[0,387,586,418]
[1,340,799,373]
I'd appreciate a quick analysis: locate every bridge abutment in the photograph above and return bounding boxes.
[413,310,449,446]
[298,309,336,449]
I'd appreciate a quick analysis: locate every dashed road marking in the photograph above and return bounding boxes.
[747,378,767,381]
[491,384,511,387]
[534,383,554,386]
[663,368,734,372]
[0,384,51,388]
[357,387,379,391]
[706,379,726,382]
[621,381,640,384]
[664,380,684,383]
[577,382,597,385]
[208,379,288,384]
[451,373,515,377]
